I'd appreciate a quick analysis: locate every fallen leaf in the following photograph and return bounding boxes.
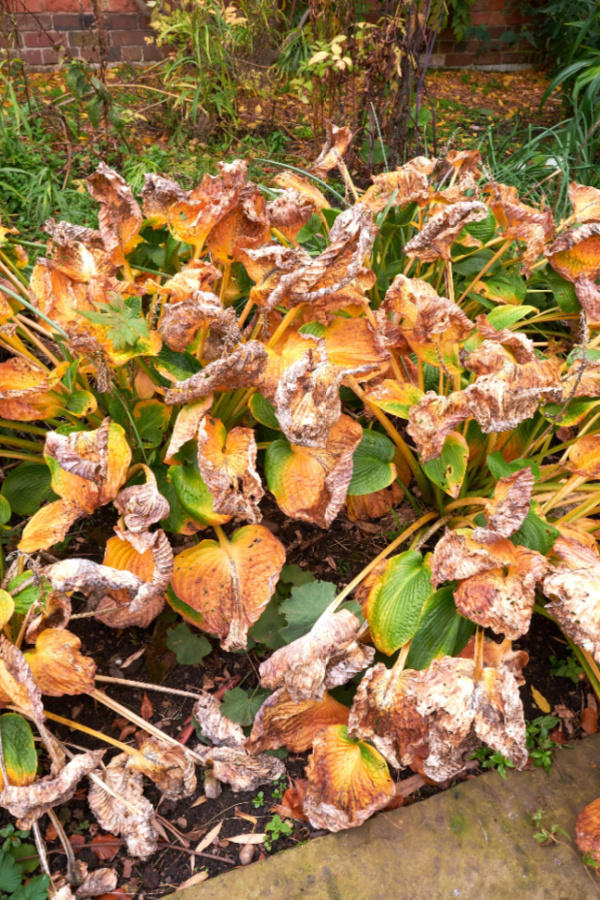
[90,834,123,862]
[234,809,258,825]
[530,685,551,713]
[140,693,154,722]
[189,795,207,810]
[178,871,209,889]
[194,821,222,853]
[227,834,266,845]
[582,707,599,735]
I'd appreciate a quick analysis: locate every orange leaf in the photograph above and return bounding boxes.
[140,693,154,722]
[582,707,599,735]
[91,833,124,861]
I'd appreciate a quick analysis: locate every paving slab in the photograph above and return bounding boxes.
[170,734,600,900]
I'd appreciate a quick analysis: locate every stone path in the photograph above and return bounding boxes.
[171,734,600,900]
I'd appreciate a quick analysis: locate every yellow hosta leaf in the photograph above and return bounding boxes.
[25,629,96,697]
[0,592,14,630]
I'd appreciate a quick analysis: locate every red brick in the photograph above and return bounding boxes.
[19,48,43,64]
[44,0,93,12]
[142,42,163,61]
[22,30,61,47]
[501,51,532,63]
[68,30,96,47]
[15,13,53,30]
[19,0,46,13]
[106,0,138,12]
[41,46,60,63]
[471,11,507,26]
[443,53,474,67]
[104,13,139,29]
[472,0,507,10]
[110,28,149,45]
[120,44,143,60]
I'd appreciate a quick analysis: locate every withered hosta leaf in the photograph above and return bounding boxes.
[347,663,427,769]
[114,466,170,536]
[26,591,71,644]
[457,634,529,685]
[207,184,269,264]
[44,557,143,600]
[474,314,537,364]
[464,372,562,434]
[487,182,555,276]
[75,867,118,898]
[43,217,104,251]
[273,344,372,448]
[0,357,65,422]
[575,274,600,327]
[192,691,246,748]
[0,636,44,722]
[267,189,314,243]
[159,291,228,352]
[567,434,600,478]
[406,391,471,462]
[570,182,600,224]
[546,223,600,282]
[1,750,103,829]
[576,798,600,865]
[382,274,474,344]
[266,414,363,528]
[196,416,264,522]
[141,173,188,226]
[472,467,534,544]
[259,609,374,702]
[406,656,528,782]
[303,725,395,832]
[168,160,247,247]
[129,738,196,800]
[88,752,157,859]
[194,744,285,793]
[246,688,349,754]
[158,259,221,303]
[542,537,600,662]
[25,628,96,697]
[430,529,512,587]
[441,149,482,180]
[273,170,330,211]
[240,244,311,311]
[18,499,85,555]
[87,163,142,266]
[403,200,488,262]
[164,341,267,405]
[96,530,172,628]
[454,543,547,639]
[313,123,353,179]
[171,525,285,651]
[361,157,434,212]
[164,398,214,467]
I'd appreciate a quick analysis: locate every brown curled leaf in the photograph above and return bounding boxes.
[347,664,428,769]
[406,656,528,782]
[0,357,65,422]
[25,592,72,644]
[43,558,143,601]
[575,274,600,327]
[164,341,268,405]
[267,189,314,243]
[361,157,434,212]
[129,738,196,800]
[88,752,157,860]
[114,466,170,534]
[245,688,349,754]
[1,750,103,829]
[313,123,353,180]
[576,798,600,866]
[259,609,374,703]
[457,635,529,685]
[164,396,213,464]
[194,744,285,793]
[303,724,396,832]
[474,314,538,364]
[207,184,270,265]
[567,434,600,479]
[168,160,247,247]
[159,291,226,352]
[86,163,143,266]
[157,259,221,304]
[95,531,171,629]
[406,391,471,462]
[0,636,44,722]
[472,467,534,544]
[192,691,245,748]
[569,182,600,224]
[76,868,118,898]
[25,629,96,697]
[196,416,264,523]
[430,530,513,587]
[141,173,188,226]
[546,223,600,282]
[403,200,488,262]
[542,537,600,663]
[487,182,555,276]
[273,171,330,211]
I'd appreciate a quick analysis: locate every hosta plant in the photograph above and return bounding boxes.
[1,128,600,890]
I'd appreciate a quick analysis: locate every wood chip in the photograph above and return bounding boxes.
[120,647,146,669]
[195,821,223,853]
[395,774,426,798]
[227,834,266,845]
[179,871,209,889]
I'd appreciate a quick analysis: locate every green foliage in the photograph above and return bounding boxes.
[0,825,44,900]
[526,716,562,773]
[220,686,271,727]
[348,430,396,496]
[264,813,293,851]
[1,464,55,518]
[549,654,584,683]
[470,746,515,779]
[80,295,150,352]
[165,623,212,665]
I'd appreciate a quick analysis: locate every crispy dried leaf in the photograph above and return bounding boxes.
[568,434,600,478]
[273,171,330,211]
[1,750,103,829]
[88,752,157,860]
[171,524,285,650]
[87,163,142,266]
[570,182,600,224]
[168,160,247,247]
[164,341,267,405]
[547,224,600,282]
[25,591,71,644]
[382,274,474,347]
[95,531,171,629]
[406,391,471,462]
[265,414,362,528]
[407,656,528,782]
[196,416,264,522]
[303,724,396,831]
[0,357,64,422]
[207,184,269,264]
[76,868,118,898]
[430,529,513,587]
[0,637,44,722]
[472,467,534,544]
[403,201,488,262]
[313,123,353,179]
[129,738,196,800]
[362,158,434,212]
[576,798,600,865]
[574,274,600,327]
[159,291,224,352]
[141,173,188,226]
[347,664,427,769]
[192,691,245,748]
[114,466,170,535]
[259,609,374,702]
[543,537,600,662]
[488,183,555,276]
[267,189,314,242]
[44,557,142,600]
[164,396,213,464]
[25,629,96,697]
[246,688,349,754]
[194,744,285,793]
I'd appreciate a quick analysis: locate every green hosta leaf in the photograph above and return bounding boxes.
[168,459,226,527]
[166,585,205,629]
[364,381,424,419]
[478,271,527,305]
[280,581,336,644]
[406,586,475,670]
[298,322,326,338]
[422,432,468,498]
[66,390,97,417]
[157,346,201,381]
[0,495,11,525]
[7,574,52,616]
[348,430,396,496]
[165,622,212,665]
[150,465,191,533]
[486,304,537,330]
[461,207,496,244]
[133,400,171,447]
[365,550,432,656]
[542,397,599,427]
[220,687,271,727]
[486,452,540,481]
[1,463,56,517]
[510,510,559,556]
[0,714,37,788]
[453,248,501,277]
[545,268,580,314]
[249,393,280,430]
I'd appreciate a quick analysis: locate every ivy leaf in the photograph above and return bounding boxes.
[165,623,212,665]
[220,687,271,727]
[80,294,150,352]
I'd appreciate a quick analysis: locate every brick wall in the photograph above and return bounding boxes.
[430,0,534,70]
[1,0,163,69]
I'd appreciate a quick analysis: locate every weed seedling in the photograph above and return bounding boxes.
[526,716,562,773]
[252,791,265,809]
[470,746,515,779]
[549,654,584,684]
[264,814,293,851]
